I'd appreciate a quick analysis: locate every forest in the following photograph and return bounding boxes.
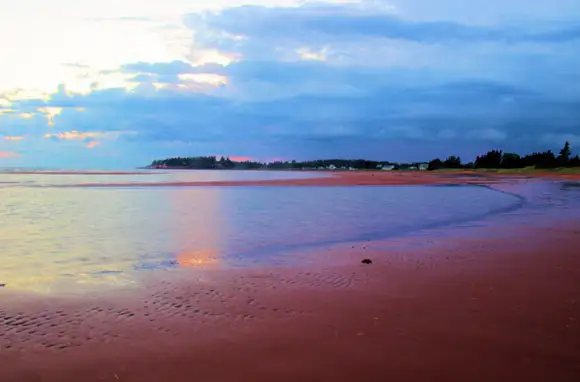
[149,142,580,171]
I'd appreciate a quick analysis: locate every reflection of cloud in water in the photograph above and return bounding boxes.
[2,178,542,294]
[0,187,173,293]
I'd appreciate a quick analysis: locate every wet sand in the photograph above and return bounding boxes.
[41,170,578,188]
[2,216,580,381]
[2,169,579,187]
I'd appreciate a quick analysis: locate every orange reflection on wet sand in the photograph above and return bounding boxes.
[176,249,220,267]
[168,188,225,268]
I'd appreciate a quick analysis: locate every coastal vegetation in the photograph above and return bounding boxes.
[149,142,580,171]
[149,157,406,170]
[428,141,580,171]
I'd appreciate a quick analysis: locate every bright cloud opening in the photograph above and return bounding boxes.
[37,107,63,126]
[188,49,241,67]
[178,73,228,86]
[297,47,328,61]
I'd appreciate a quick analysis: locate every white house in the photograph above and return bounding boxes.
[382,165,395,171]
[328,164,337,170]
[418,163,429,171]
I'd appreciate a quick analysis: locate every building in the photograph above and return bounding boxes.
[382,165,395,171]
[418,163,429,171]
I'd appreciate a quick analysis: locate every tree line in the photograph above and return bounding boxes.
[149,141,580,171]
[428,141,580,170]
[150,156,399,170]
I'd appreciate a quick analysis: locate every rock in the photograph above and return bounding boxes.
[0,283,5,287]
[361,259,372,264]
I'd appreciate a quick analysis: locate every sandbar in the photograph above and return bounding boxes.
[47,169,580,188]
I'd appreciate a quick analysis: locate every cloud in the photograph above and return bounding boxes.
[43,130,137,141]
[541,133,580,146]
[36,107,63,126]
[86,141,101,148]
[1,0,579,167]
[5,73,578,158]
[0,151,20,158]
[466,128,508,141]
[44,131,104,141]
[185,4,580,45]
[3,135,25,141]
[385,0,580,24]
[123,60,198,75]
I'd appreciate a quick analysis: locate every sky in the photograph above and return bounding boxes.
[1,0,579,168]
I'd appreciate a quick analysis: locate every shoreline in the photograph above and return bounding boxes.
[40,170,580,188]
[2,183,580,381]
[0,171,151,175]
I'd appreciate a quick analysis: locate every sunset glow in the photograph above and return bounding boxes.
[178,73,228,86]
[44,131,103,140]
[227,156,253,162]
[3,136,25,141]
[86,141,102,148]
[0,151,20,158]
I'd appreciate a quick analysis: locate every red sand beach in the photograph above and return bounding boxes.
[1,175,580,382]
[47,169,580,188]
[3,169,580,187]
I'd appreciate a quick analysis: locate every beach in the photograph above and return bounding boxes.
[1,172,580,381]
[37,169,580,188]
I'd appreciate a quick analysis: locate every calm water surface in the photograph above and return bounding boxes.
[0,169,325,186]
[0,171,577,293]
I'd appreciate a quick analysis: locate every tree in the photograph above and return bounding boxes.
[557,141,572,166]
[427,158,443,171]
[501,153,522,169]
[523,150,557,169]
[475,150,502,168]
[443,155,462,168]
[570,155,580,167]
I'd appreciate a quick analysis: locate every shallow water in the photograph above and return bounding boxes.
[0,169,324,187]
[0,173,577,294]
